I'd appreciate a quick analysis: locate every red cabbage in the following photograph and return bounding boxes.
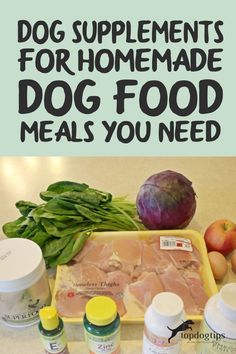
[136,170,197,229]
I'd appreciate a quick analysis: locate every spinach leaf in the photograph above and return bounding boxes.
[49,237,76,266]
[47,181,88,194]
[41,219,82,237]
[74,205,102,223]
[43,235,72,258]
[2,180,142,268]
[11,217,36,238]
[45,255,59,268]
[31,230,52,248]
[59,190,111,206]
[21,224,39,239]
[44,198,79,215]
[15,201,38,217]
[39,191,58,201]
[71,231,91,258]
[89,188,112,203]
[2,216,26,237]
[32,207,83,223]
[50,230,90,266]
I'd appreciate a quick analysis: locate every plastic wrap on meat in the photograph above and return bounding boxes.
[56,288,89,318]
[55,236,209,319]
[128,272,164,310]
[157,262,199,314]
[181,269,208,312]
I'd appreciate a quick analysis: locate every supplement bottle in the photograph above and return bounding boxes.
[196,283,236,354]
[83,296,120,354]
[143,292,185,354]
[0,238,51,327]
[39,306,70,354]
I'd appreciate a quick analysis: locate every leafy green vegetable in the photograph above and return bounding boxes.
[44,198,78,214]
[41,219,83,237]
[48,238,75,267]
[47,181,88,194]
[50,231,91,266]
[15,201,38,217]
[2,216,26,238]
[40,191,61,201]
[43,235,73,258]
[2,180,143,267]
[74,204,102,223]
[31,230,52,248]
[72,231,91,256]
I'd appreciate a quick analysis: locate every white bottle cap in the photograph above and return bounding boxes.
[219,283,236,322]
[0,238,45,292]
[151,292,184,325]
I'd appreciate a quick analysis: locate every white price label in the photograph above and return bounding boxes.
[160,237,193,252]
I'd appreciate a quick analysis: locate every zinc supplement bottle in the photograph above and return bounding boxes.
[196,283,236,354]
[38,306,70,354]
[83,296,120,354]
[143,292,185,354]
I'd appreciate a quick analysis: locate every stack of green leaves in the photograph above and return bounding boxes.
[2,181,142,267]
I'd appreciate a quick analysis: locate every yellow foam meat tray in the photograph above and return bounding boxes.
[51,229,218,324]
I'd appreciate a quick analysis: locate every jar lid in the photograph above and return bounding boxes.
[85,296,117,326]
[0,238,45,292]
[152,292,184,325]
[219,283,236,322]
[39,306,59,330]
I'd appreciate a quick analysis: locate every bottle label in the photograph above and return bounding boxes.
[0,273,51,326]
[196,319,236,354]
[40,329,69,354]
[143,326,181,354]
[84,326,120,354]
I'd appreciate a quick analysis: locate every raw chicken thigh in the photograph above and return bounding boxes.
[55,236,208,319]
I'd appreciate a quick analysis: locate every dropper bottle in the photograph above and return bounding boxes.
[38,306,70,354]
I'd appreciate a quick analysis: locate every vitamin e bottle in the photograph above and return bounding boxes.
[38,306,70,354]
[83,296,120,354]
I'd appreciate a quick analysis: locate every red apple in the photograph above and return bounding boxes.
[204,219,236,255]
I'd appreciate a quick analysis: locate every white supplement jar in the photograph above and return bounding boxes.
[0,238,51,327]
[142,292,185,354]
[196,283,236,354]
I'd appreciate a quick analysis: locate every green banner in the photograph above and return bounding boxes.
[0,0,235,156]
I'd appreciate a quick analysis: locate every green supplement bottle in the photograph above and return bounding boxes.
[38,306,70,354]
[83,296,121,354]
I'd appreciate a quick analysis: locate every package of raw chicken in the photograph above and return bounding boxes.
[52,230,218,323]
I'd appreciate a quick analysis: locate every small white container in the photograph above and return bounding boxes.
[196,283,236,354]
[142,292,185,354]
[0,238,51,327]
